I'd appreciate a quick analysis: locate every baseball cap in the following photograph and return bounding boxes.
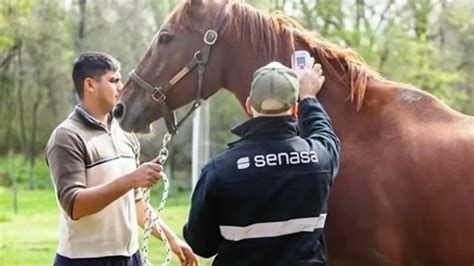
[249,62,299,114]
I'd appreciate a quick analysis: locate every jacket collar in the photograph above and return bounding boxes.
[230,116,298,145]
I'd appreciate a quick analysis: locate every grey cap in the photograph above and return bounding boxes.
[249,62,299,114]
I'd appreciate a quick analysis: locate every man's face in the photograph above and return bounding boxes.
[95,70,123,113]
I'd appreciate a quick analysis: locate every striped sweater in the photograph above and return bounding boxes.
[45,106,141,258]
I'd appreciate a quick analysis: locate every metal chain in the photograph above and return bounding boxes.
[141,133,173,266]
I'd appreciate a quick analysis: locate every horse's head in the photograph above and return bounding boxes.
[114,0,230,133]
[115,0,379,134]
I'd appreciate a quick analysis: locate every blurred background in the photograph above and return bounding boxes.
[0,0,472,265]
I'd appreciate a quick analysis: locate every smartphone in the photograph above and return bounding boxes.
[292,50,311,77]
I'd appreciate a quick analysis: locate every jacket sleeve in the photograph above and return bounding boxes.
[183,164,221,258]
[299,97,340,180]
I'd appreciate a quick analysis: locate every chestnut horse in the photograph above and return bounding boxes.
[114,0,474,265]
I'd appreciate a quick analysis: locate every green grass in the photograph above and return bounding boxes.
[0,187,212,266]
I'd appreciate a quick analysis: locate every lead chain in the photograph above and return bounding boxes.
[141,133,173,266]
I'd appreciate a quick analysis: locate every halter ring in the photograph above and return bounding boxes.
[204,30,218,45]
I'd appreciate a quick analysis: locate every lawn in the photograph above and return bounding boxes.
[0,187,212,266]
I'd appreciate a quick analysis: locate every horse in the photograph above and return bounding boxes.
[113,0,474,265]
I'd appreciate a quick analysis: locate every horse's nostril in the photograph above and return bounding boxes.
[113,103,125,120]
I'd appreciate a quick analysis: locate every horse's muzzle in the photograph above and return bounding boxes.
[113,102,125,120]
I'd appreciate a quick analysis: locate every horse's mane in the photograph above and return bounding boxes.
[274,12,386,110]
[168,0,384,110]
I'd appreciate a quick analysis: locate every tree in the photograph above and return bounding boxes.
[0,0,73,188]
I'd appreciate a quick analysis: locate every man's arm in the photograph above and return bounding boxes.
[299,98,340,177]
[183,166,220,258]
[71,162,163,220]
[46,127,163,220]
[298,62,340,178]
[71,175,137,220]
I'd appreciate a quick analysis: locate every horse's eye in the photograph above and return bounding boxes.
[158,33,173,44]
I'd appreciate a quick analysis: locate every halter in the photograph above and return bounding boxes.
[129,4,229,135]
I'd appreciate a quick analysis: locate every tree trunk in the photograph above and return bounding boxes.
[4,108,13,152]
[16,42,28,158]
[0,74,15,153]
[27,98,41,190]
[13,177,18,214]
[75,0,87,53]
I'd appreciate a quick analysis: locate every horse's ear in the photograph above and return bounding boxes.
[187,0,206,20]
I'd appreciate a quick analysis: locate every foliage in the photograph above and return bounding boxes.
[0,153,51,189]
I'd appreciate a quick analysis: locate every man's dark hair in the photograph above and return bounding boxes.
[72,52,121,99]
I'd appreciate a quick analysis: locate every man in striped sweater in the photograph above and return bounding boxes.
[46,52,197,266]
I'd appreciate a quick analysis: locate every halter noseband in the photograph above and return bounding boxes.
[129,5,229,135]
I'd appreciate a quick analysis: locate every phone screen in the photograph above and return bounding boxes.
[296,57,306,65]
[293,50,310,75]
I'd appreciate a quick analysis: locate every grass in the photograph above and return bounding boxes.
[0,187,212,266]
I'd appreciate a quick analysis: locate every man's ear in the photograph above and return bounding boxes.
[290,103,298,117]
[245,98,253,117]
[84,77,95,94]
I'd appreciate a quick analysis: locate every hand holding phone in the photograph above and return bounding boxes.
[299,65,325,100]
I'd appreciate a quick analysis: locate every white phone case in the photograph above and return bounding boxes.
[292,50,311,77]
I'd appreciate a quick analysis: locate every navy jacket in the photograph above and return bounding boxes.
[184,98,340,266]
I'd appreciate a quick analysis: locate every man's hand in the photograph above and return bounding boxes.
[298,57,325,99]
[169,237,199,266]
[128,160,163,188]
[136,200,199,266]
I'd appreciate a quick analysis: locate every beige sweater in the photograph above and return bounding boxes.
[46,106,141,258]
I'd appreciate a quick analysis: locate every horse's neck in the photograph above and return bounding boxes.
[223,41,463,142]
[226,68,462,145]
[320,78,466,142]
[316,78,377,140]
[224,54,390,141]
[224,54,269,105]
[223,36,292,105]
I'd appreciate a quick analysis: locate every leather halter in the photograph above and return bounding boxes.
[129,5,229,135]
